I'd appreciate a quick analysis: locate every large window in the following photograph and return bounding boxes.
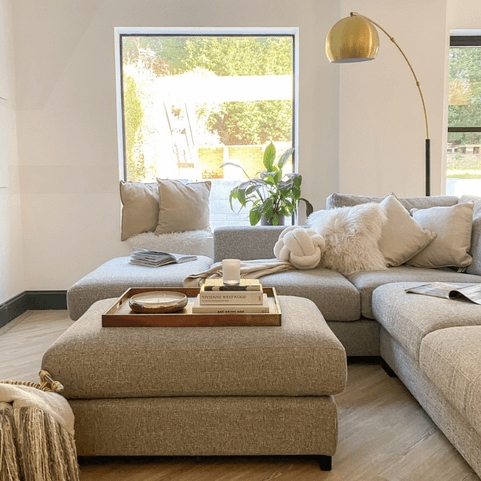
[116,28,298,228]
[447,35,481,196]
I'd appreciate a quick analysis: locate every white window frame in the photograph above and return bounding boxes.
[114,27,300,181]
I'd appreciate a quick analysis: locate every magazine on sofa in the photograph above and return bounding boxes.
[130,249,197,268]
[405,283,481,305]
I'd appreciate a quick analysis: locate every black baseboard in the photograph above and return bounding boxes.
[0,290,67,329]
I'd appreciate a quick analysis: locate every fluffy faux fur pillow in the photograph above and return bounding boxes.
[307,203,388,275]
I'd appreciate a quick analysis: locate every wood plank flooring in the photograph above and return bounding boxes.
[0,310,479,481]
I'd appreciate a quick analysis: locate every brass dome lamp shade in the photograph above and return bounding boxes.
[326,12,431,196]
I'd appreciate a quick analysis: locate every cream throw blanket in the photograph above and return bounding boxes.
[0,382,79,481]
[183,258,295,287]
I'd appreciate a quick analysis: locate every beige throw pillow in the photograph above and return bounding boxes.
[120,181,160,241]
[378,193,437,266]
[155,179,211,234]
[406,202,474,268]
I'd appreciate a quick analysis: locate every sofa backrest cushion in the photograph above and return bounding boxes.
[214,226,285,262]
[326,192,459,211]
[459,195,481,276]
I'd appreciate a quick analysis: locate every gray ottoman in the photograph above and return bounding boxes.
[67,256,214,321]
[42,295,347,470]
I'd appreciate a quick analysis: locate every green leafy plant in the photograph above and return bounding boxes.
[221,142,313,226]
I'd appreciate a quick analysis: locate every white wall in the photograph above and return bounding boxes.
[12,0,341,291]
[0,0,25,304]
[337,0,449,197]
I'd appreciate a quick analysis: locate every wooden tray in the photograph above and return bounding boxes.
[102,287,281,327]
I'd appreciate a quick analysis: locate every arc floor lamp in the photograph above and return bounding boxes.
[326,12,431,196]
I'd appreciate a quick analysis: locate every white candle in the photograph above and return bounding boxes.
[222,259,241,286]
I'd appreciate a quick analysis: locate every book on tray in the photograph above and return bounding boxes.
[192,293,270,313]
[202,279,262,291]
[130,249,197,268]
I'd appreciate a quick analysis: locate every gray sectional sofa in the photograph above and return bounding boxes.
[65,192,481,477]
[213,192,481,477]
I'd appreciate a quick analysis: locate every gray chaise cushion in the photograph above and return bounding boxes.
[43,296,347,400]
[67,256,213,321]
[420,326,481,438]
[348,267,481,319]
[259,267,360,321]
[372,282,481,361]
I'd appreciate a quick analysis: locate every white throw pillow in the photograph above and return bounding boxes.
[378,193,437,266]
[406,202,474,268]
[307,203,388,275]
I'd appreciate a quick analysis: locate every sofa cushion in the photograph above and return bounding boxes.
[460,195,481,276]
[326,192,459,211]
[43,296,347,400]
[378,193,437,266]
[420,326,481,438]
[406,202,474,269]
[372,282,481,361]
[120,181,160,241]
[348,267,481,319]
[259,267,361,321]
[155,179,211,235]
[67,256,214,321]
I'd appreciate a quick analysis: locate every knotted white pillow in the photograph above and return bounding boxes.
[274,226,326,269]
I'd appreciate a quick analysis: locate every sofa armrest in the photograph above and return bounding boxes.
[213,226,285,262]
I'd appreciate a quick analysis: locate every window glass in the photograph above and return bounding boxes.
[447,39,481,196]
[120,35,295,228]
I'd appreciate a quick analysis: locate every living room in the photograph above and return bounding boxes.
[1,0,481,479]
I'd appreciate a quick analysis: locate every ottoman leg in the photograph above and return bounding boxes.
[314,455,332,471]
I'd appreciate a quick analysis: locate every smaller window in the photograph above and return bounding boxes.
[446,35,481,196]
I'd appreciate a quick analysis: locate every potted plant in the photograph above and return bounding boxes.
[221,142,313,226]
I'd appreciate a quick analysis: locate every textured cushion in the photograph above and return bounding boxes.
[67,256,214,321]
[460,195,481,276]
[326,192,459,210]
[378,193,436,266]
[350,267,481,319]
[44,296,347,399]
[155,179,211,234]
[307,203,388,275]
[214,226,286,262]
[407,202,474,268]
[120,181,160,241]
[372,282,481,361]
[259,267,361,321]
[420,326,481,438]
[71,396,339,457]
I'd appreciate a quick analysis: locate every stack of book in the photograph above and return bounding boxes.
[192,279,269,313]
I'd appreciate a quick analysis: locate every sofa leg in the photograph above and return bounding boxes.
[381,359,398,378]
[313,455,332,471]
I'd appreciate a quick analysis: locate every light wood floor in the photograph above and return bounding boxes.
[1,310,479,481]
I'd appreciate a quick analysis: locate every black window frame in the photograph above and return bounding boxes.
[448,36,481,136]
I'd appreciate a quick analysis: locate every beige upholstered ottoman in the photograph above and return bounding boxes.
[42,295,347,470]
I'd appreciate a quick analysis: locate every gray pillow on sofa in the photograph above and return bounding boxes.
[459,195,481,276]
[120,181,160,241]
[378,193,437,266]
[155,179,211,234]
[406,202,474,269]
